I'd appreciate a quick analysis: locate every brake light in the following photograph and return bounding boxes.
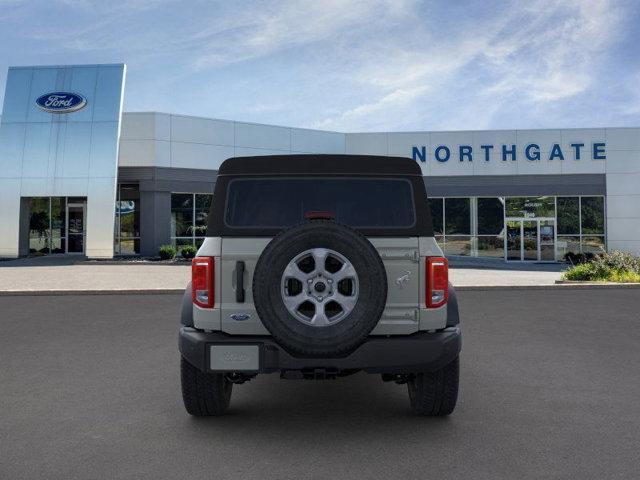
[426,257,448,308]
[304,211,335,220]
[192,257,214,308]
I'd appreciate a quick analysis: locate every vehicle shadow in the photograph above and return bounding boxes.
[180,372,456,440]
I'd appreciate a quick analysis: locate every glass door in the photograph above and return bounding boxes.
[522,221,538,261]
[504,218,556,261]
[66,203,86,254]
[539,220,556,261]
[506,220,522,260]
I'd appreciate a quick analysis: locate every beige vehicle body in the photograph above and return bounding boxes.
[193,236,447,335]
[179,155,461,417]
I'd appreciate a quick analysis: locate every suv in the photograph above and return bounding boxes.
[179,155,461,416]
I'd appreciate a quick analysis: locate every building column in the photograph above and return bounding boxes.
[0,180,21,258]
[85,178,118,259]
[18,197,31,256]
[139,189,171,256]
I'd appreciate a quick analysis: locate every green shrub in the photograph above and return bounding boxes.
[563,263,595,281]
[608,270,640,283]
[180,244,197,259]
[563,252,595,264]
[563,250,640,282]
[594,250,640,273]
[159,244,177,260]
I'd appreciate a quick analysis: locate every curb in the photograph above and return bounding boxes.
[77,261,190,266]
[2,283,640,296]
[0,289,185,296]
[555,280,640,286]
[456,283,640,291]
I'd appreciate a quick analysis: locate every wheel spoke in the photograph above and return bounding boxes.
[333,292,357,312]
[310,303,331,326]
[281,291,307,311]
[281,248,359,327]
[333,263,357,282]
[311,248,328,274]
[282,262,306,282]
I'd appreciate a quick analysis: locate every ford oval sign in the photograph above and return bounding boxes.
[35,92,87,114]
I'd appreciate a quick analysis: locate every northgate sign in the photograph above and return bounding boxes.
[411,142,606,163]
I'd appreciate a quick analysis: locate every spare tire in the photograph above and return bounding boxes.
[253,220,387,357]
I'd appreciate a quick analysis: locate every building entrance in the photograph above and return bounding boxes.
[505,218,556,262]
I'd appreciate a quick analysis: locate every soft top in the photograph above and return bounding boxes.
[207,155,432,237]
[217,154,422,176]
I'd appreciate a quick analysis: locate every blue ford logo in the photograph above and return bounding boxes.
[35,92,87,114]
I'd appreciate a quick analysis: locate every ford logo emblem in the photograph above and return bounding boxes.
[35,92,87,114]
[230,313,251,321]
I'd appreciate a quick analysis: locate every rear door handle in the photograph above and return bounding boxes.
[235,261,245,303]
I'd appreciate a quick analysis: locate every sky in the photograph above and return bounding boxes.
[0,0,639,132]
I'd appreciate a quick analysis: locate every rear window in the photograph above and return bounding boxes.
[224,177,416,229]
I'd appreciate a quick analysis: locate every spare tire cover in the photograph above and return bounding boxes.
[253,220,387,357]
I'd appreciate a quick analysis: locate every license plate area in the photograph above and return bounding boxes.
[209,345,260,372]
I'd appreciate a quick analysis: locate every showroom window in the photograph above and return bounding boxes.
[427,195,605,260]
[445,198,470,235]
[580,197,606,254]
[114,184,140,255]
[171,193,213,249]
[28,197,65,254]
[477,197,505,258]
[557,197,579,235]
[557,197,580,259]
[27,196,87,255]
[505,196,555,218]
[444,198,471,256]
[581,197,605,234]
[557,196,606,257]
[428,197,473,256]
[428,198,444,237]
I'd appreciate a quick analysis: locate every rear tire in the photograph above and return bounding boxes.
[407,357,459,416]
[181,357,232,416]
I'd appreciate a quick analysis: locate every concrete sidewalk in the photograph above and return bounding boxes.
[448,257,565,287]
[0,255,567,293]
[0,257,190,293]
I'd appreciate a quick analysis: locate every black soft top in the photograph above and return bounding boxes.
[208,154,432,237]
[217,154,423,176]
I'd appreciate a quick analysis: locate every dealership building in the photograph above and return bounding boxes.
[1,63,639,261]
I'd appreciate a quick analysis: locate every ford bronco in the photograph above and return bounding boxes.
[179,154,461,416]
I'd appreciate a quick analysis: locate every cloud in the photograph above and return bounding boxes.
[482,0,621,102]
[0,0,633,131]
[616,70,640,116]
[313,0,625,131]
[190,0,413,69]
[313,85,429,130]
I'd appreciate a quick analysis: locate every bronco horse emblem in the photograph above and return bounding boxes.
[395,270,412,288]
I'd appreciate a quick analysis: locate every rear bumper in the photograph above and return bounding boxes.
[179,327,461,375]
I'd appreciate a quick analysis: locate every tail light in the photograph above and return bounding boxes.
[426,256,448,308]
[192,257,214,308]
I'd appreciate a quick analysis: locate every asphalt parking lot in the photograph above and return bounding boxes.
[1,289,639,480]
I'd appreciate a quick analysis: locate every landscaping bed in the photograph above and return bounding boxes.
[80,245,198,264]
[562,251,640,283]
